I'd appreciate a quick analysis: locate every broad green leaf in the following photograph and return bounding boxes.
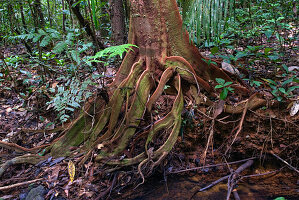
[71,50,80,65]
[278,88,286,94]
[53,41,68,53]
[282,78,293,86]
[215,85,224,89]
[220,88,228,100]
[287,86,299,94]
[227,87,234,92]
[264,47,272,55]
[282,64,289,73]
[262,78,277,85]
[224,82,233,86]
[216,78,225,85]
[40,36,51,47]
[268,55,279,60]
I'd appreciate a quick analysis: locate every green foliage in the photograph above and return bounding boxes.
[47,77,94,123]
[9,28,61,47]
[263,77,299,102]
[274,197,287,200]
[182,0,234,44]
[87,44,138,63]
[4,55,24,67]
[215,78,234,100]
[243,79,262,88]
[46,43,137,123]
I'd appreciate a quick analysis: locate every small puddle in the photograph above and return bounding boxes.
[122,170,298,200]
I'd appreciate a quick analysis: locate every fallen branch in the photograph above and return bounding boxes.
[232,189,241,200]
[191,159,254,199]
[0,141,50,153]
[271,152,299,174]
[226,160,254,200]
[169,157,256,174]
[198,175,229,192]
[0,178,43,191]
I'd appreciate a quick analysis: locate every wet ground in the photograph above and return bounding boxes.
[121,161,299,200]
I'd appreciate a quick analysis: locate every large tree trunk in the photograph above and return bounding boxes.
[50,0,263,173]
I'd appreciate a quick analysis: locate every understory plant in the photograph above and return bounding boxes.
[215,78,234,100]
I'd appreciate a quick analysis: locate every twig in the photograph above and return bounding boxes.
[232,189,241,200]
[202,120,214,165]
[226,160,254,200]
[169,157,256,174]
[225,97,250,154]
[271,152,299,174]
[0,140,50,153]
[190,175,229,199]
[0,178,43,190]
[242,168,280,178]
[95,173,117,200]
[249,109,299,128]
[199,175,229,192]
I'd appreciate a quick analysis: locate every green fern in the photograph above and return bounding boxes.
[53,41,68,53]
[8,28,61,48]
[40,36,51,47]
[87,44,138,64]
[47,77,93,123]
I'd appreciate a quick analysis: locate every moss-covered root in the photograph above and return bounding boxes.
[50,60,144,157]
[100,74,183,168]
[96,69,152,160]
[0,154,44,178]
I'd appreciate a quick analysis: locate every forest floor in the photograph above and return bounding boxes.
[0,39,298,199]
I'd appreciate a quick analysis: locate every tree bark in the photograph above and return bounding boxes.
[34,0,45,28]
[47,0,52,27]
[109,0,126,45]
[19,2,28,33]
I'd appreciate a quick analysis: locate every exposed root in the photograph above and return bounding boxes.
[0,154,44,178]
[224,93,266,114]
[0,178,43,191]
[0,140,50,153]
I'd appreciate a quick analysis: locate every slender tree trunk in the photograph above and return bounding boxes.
[62,0,66,32]
[47,0,52,26]
[34,0,45,28]
[7,4,15,34]
[109,0,126,45]
[87,0,96,37]
[9,3,32,53]
[28,0,39,31]
[19,2,28,33]
[67,0,104,49]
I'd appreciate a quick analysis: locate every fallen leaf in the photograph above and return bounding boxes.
[290,100,299,116]
[68,160,75,183]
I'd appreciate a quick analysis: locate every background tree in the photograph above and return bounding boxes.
[109,0,126,45]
